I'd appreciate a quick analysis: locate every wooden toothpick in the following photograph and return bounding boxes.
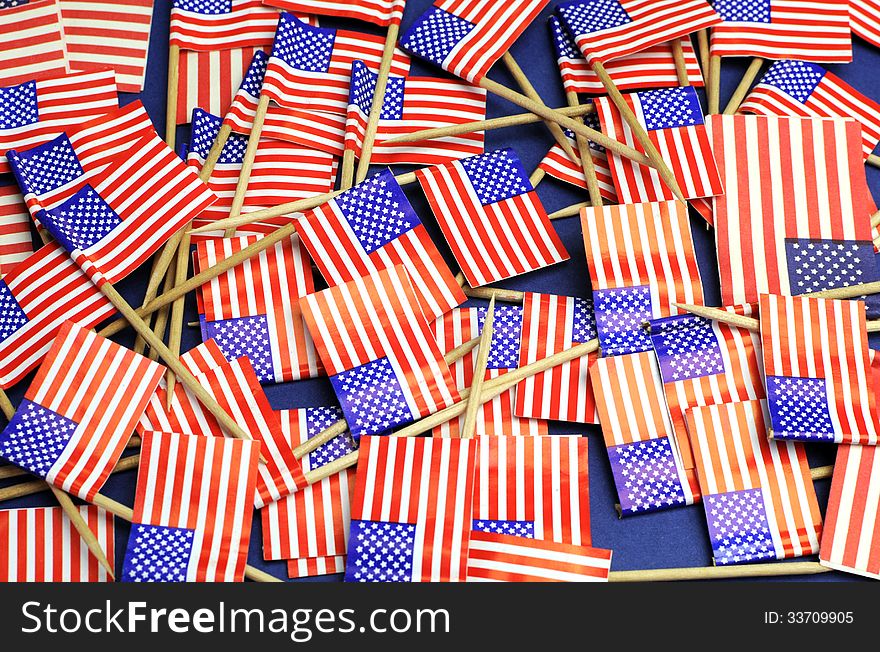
[225,93,271,231]
[165,44,180,150]
[670,40,690,86]
[723,57,764,115]
[565,90,603,206]
[548,202,590,220]
[460,297,495,440]
[868,154,880,170]
[609,561,829,582]
[708,54,722,114]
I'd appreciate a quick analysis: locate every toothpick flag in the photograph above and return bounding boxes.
[0,321,164,500]
[0,0,68,85]
[416,149,569,288]
[536,127,617,201]
[687,399,822,565]
[175,45,263,126]
[850,0,880,49]
[266,0,406,26]
[170,0,280,51]
[0,185,33,272]
[0,506,115,582]
[122,431,260,583]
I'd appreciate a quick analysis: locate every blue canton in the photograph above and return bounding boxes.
[42,185,121,252]
[399,5,474,68]
[0,281,28,344]
[349,60,405,120]
[479,304,522,370]
[330,357,412,438]
[557,0,632,36]
[305,406,358,470]
[173,0,231,14]
[639,87,703,131]
[608,437,687,515]
[571,296,597,343]
[549,15,583,60]
[713,0,771,23]
[272,14,336,73]
[785,238,877,298]
[766,375,836,441]
[240,50,268,98]
[705,489,776,565]
[335,169,419,254]
[0,0,29,8]
[472,519,535,539]
[593,285,654,356]
[459,149,532,206]
[760,60,825,103]
[346,520,416,582]
[205,315,275,382]
[651,315,725,383]
[0,400,76,478]
[190,109,248,164]
[8,134,84,196]
[122,523,195,582]
[0,80,38,130]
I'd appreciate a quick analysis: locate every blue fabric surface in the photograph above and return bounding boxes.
[4,0,880,582]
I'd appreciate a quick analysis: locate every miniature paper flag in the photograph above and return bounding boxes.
[175,45,263,126]
[0,243,116,389]
[266,0,406,26]
[432,305,548,437]
[345,59,488,166]
[513,292,600,425]
[0,0,68,86]
[400,0,549,84]
[416,149,569,288]
[345,435,477,582]
[710,115,880,316]
[555,0,720,65]
[0,68,118,175]
[0,321,163,500]
[581,199,703,356]
[288,556,345,579]
[296,169,465,320]
[466,532,612,582]
[590,352,700,515]
[301,266,461,439]
[549,15,703,95]
[0,184,33,272]
[170,0,280,51]
[536,127,617,202]
[122,431,260,583]
[58,0,154,93]
[710,0,852,63]
[595,86,723,202]
[261,408,356,563]
[686,399,822,565]
[0,506,114,582]
[193,234,322,383]
[739,59,880,160]
[850,0,880,49]
[759,293,878,444]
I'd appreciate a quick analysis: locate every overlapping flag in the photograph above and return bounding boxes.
[0,0,68,85]
[536,128,617,201]
[266,0,406,26]
[170,0,280,51]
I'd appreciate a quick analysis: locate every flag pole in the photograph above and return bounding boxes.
[145,255,177,360]
[670,40,690,86]
[708,54,722,113]
[565,90,603,206]
[165,44,180,150]
[548,201,590,220]
[609,561,830,582]
[723,57,764,114]
[528,167,546,187]
[132,236,182,355]
[868,154,880,170]
[460,297,495,440]
[224,93,271,234]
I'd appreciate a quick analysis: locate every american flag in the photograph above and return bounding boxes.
[138,340,308,508]
[265,0,406,26]
[739,59,880,159]
[581,199,704,356]
[710,0,852,63]
[194,235,321,383]
[473,435,592,545]
[556,0,720,65]
[851,0,880,49]
[262,12,411,116]
[759,293,878,444]
[0,0,68,86]
[296,169,464,321]
[345,59,488,166]
[0,321,163,500]
[710,115,880,315]
[170,0,280,51]
[288,555,345,578]
[0,506,114,582]
[432,305,548,437]
[122,431,260,583]
[400,0,549,84]
[176,46,263,126]
[686,399,822,565]
[513,292,600,425]
[0,184,33,273]
[595,86,723,202]
[301,266,461,440]
[346,435,476,582]
[591,352,700,515]
[549,15,703,95]
[537,128,618,202]
[416,149,569,288]
[466,531,611,582]
[261,408,356,564]
[0,243,116,390]
[820,442,880,580]
[58,0,153,93]
[0,68,118,175]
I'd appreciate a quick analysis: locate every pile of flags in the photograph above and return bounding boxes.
[2,0,880,585]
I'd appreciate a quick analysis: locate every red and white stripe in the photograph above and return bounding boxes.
[266,0,405,26]
[228,102,348,156]
[176,46,263,126]
[170,0,280,51]
[59,0,153,93]
[350,435,477,582]
[132,431,260,582]
[0,185,33,274]
[466,531,611,582]
[0,0,68,86]
[537,136,617,201]
[851,0,880,48]
[710,0,852,63]
[513,293,599,425]
[0,506,114,582]
[288,555,345,578]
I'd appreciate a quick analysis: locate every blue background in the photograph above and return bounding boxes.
[4,0,880,582]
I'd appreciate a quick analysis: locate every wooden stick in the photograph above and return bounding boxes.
[723,57,764,115]
[548,202,589,220]
[0,455,140,503]
[811,465,833,481]
[462,284,525,304]
[503,53,579,163]
[0,386,14,422]
[868,154,880,170]
[354,21,401,184]
[670,40,690,86]
[226,93,271,228]
[461,297,495,440]
[133,238,181,355]
[676,299,880,333]
[696,30,710,85]
[383,103,596,145]
[165,44,180,149]
[565,90,603,206]
[146,254,176,361]
[871,209,880,229]
[708,55,721,114]
[529,167,546,187]
[609,561,829,582]
[339,149,356,191]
